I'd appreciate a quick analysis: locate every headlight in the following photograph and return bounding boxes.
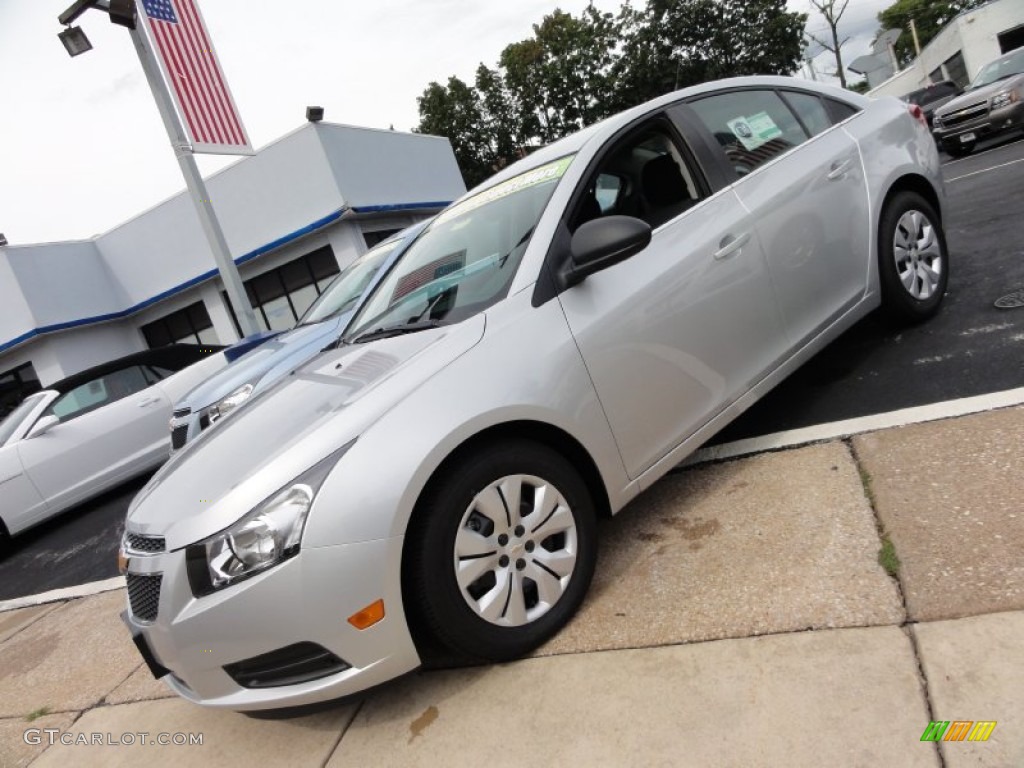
[186,441,354,596]
[202,383,254,426]
[992,89,1020,110]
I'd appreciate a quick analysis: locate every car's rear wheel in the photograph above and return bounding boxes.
[878,191,949,324]
[405,440,597,661]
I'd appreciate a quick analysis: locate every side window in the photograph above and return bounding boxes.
[689,90,810,178]
[50,380,110,422]
[48,367,151,423]
[570,121,703,231]
[782,91,833,137]
[825,98,859,124]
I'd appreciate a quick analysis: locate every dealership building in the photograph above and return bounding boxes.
[867,0,1024,97]
[0,121,465,415]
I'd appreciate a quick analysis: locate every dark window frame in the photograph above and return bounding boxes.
[141,301,214,349]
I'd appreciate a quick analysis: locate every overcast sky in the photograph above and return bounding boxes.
[1,0,891,245]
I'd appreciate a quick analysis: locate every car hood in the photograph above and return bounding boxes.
[127,315,486,550]
[176,317,347,411]
[935,74,1024,116]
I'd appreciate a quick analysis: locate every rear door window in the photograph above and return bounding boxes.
[688,90,810,178]
[781,91,833,137]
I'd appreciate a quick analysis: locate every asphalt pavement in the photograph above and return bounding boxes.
[1,135,1022,601]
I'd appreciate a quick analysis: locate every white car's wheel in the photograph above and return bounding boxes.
[406,440,597,661]
[879,191,949,324]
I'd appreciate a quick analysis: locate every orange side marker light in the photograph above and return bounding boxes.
[348,599,385,630]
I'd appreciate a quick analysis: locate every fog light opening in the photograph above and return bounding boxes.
[347,599,385,630]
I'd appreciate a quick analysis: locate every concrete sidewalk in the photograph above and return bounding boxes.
[2,406,1022,767]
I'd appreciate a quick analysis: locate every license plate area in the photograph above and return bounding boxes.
[961,132,976,143]
[121,610,170,679]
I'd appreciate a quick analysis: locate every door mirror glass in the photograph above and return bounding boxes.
[27,415,60,439]
[561,215,652,288]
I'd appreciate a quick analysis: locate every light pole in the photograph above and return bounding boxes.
[56,0,260,340]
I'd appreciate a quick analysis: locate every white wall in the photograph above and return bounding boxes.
[869,0,1024,97]
[318,125,466,207]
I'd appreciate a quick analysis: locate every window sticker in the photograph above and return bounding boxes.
[727,112,783,151]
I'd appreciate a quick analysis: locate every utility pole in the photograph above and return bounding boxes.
[909,18,922,57]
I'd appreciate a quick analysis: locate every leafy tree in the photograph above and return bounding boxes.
[417,1,807,187]
[876,0,988,65]
[613,0,808,107]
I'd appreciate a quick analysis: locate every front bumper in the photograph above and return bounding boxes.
[934,100,1024,147]
[121,535,420,710]
[168,409,203,453]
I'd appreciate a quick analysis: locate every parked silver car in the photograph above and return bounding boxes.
[168,224,424,451]
[121,76,947,710]
[933,47,1024,156]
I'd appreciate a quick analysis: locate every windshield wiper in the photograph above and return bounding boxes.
[352,319,442,344]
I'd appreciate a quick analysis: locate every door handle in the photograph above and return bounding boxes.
[137,397,161,408]
[713,232,750,261]
[827,160,852,180]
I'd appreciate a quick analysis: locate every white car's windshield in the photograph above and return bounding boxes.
[0,392,47,446]
[297,238,402,326]
[346,156,574,342]
[969,49,1024,89]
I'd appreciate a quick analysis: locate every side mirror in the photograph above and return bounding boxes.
[560,215,652,288]
[27,415,60,439]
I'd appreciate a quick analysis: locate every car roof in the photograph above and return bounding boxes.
[49,344,221,394]
[463,76,869,200]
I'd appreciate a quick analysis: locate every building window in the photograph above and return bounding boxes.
[141,301,218,348]
[943,51,969,88]
[224,245,341,335]
[0,362,42,418]
[363,228,401,248]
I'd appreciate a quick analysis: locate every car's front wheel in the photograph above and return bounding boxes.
[405,440,597,661]
[878,191,949,324]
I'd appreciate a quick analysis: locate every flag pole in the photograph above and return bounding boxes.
[128,24,259,339]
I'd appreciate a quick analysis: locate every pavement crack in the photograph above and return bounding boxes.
[322,697,365,767]
[845,438,945,768]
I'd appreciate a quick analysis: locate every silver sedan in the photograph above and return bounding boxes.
[121,76,948,710]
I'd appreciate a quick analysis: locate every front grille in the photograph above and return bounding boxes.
[170,424,188,450]
[127,573,162,622]
[223,642,351,689]
[125,532,166,553]
[939,102,988,128]
[172,407,191,418]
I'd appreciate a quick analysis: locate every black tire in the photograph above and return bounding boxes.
[404,439,597,662]
[878,191,949,325]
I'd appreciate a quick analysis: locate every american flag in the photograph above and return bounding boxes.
[140,0,251,154]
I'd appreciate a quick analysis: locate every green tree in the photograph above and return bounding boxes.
[877,0,987,65]
[417,1,807,187]
[614,0,808,106]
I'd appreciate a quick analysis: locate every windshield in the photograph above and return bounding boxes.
[969,50,1024,90]
[297,238,402,325]
[346,155,574,340]
[0,392,47,446]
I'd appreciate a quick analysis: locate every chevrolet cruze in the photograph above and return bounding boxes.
[121,77,948,710]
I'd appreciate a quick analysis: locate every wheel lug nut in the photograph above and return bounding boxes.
[515,559,526,570]
[525,541,535,552]
[497,534,509,546]
[514,525,525,537]
[499,555,510,568]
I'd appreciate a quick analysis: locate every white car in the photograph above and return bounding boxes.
[0,346,226,543]
[121,76,947,710]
